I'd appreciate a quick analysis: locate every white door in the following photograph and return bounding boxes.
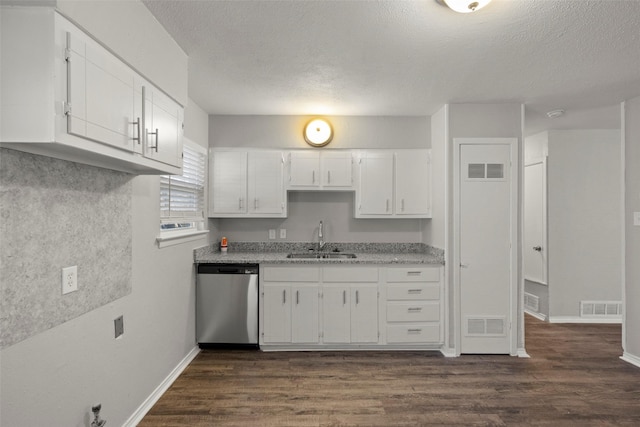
[395,150,431,216]
[358,151,394,216]
[291,286,319,344]
[524,160,547,284]
[322,285,350,343]
[350,285,378,343]
[457,140,516,354]
[262,285,291,344]
[248,151,284,215]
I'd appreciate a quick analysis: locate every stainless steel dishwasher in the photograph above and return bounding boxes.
[196,264,259,348]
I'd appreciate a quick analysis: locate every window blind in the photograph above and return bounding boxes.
[160,142,206,225]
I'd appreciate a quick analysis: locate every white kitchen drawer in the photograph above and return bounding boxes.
[387,301,440,322]
[387,283,440,301]
[263,266,320,282]
[386,324,440,344]
[323,266,379,283]
[386,267,439,283]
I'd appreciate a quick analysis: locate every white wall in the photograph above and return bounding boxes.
[623,96,640,362]
[547,130,622,319]
[429,105,447,249]
[0,2,208,425]
[209,115,432,244]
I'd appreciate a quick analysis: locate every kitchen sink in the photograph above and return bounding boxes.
[287,252,357,259]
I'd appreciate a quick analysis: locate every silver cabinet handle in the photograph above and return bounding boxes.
[147,128,158,152]
[296,290,299,305]
[283,290,286,304]
[131,117,141,144]
[328,170,331,184]
[239,198,242,210]
[533,246,542,252]
[408,289,422,294]
[401,199,405,212]
[343,290,346,305]
[408,328,422,333]
[408,307,422,312]
[254,198,259,209]
[407,271,422,276]
[386,199,390,212]
[356,290,359,305]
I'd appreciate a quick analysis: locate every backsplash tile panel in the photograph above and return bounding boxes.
[0,148,133,349]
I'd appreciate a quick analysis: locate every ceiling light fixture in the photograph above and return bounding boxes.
[303,118,333,147]
[546,109,565,119]
[443,0,492,13]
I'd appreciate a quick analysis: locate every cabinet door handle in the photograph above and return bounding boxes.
[147,128,159,152]
[254,198,259,209]
[386,199,390,212]
[408,307,422,312]
[408,289,423,294]
[408,328,422,334]
[343,290,346,305]
[283,290,286,304]
[239,197,244,210]
[401,199,405,212]
[356,290,359,305]
[312,170,315,184]
[296,290,299,305]
[407,271,422,276]
[328,170,331,184]
[131,117,141,144]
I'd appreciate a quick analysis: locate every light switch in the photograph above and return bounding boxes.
[634,212,640,226]
[268,229,276,239]
[280,229,286,239]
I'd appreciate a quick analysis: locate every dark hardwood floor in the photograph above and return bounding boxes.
[139,316,640,426]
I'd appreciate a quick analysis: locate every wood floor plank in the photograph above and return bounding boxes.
[139,316,640,426]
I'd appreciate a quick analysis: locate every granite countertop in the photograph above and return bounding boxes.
[194,242,445,265]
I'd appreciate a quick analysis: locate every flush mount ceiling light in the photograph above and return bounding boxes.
[303,118,333,147]
[546,109,565,119]
[443,0,492,13]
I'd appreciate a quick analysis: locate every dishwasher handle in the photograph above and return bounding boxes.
[197,264,258,275]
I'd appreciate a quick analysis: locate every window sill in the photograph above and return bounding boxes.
[156,229,209,248]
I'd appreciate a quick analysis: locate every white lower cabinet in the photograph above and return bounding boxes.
[260,264,443,350]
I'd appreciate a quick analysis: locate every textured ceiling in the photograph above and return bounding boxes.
[143,0,640,133]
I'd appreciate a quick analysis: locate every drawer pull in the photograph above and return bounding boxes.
[407,328,422,334]
[407,289,423,294]
[407,271,422,276]
[407,307,422,312]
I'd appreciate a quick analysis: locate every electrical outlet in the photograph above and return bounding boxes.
[280,228,287,239]
[114,315,124,338]
[268,229,276,239]
[634,212,640,226]
[61,266,78,295]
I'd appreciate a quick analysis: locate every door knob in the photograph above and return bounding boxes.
[533,246,542,252]
[460,262,469,268]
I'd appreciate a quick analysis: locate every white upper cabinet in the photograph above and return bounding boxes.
[288,150,353,190]
[209,150,247,215]
[357,151,394,216]
[0,8,183,175]
[395,150,431,217]
[356,149,431,219]
[209,149,285,218]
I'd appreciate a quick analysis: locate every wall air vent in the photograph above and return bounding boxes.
[464,316,506,336]
[524,292,540,312]
[580,301,622,318]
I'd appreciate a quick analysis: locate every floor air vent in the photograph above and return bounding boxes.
[580,301,622,318]
[524,292,540,312]
[465,316,506,336]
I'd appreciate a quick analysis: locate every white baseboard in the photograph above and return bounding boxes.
[524,309,547,321]
[548,316,622,324]
[621,352,640,369]
[439,347,457,358]
[123,346,200,427]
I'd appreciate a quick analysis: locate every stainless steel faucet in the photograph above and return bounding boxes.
[318,220,326,251]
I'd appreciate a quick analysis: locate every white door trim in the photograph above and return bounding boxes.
[453,137,519,356]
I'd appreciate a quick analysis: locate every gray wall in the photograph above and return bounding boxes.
[0,2,209,425]
[209,115,432,244]
[624,96,640,360]
[547,130,622,319]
